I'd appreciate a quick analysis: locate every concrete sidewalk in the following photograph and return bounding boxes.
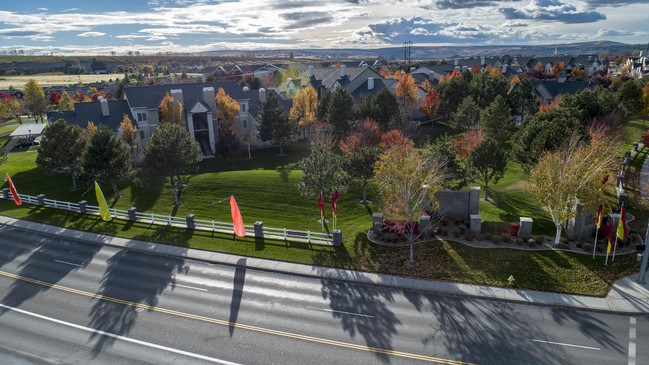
[1,215,648,315]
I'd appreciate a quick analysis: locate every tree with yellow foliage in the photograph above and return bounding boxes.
[86,121,97,135]
[641,85,649,126]
[420,79,432,92]
[59,92,74,111]
[120,114,139,162]
[550,61,565,75]
[534,61,544,71]
[281,66,299,84]
[508,75,520,94]
[395,73,419,125]
[159,92,183,124]
[215,87,240,127]
[289,86,318,137]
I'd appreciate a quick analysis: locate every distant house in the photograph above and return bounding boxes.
[532,79,594,105]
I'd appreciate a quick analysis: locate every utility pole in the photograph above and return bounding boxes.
[403,41,412,69]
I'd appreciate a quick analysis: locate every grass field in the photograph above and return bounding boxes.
[0,74,125,89]
[1,119,645,297]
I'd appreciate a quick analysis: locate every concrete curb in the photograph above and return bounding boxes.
[1,214,648,315]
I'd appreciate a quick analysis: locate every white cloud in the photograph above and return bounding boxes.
[77,32,106,37]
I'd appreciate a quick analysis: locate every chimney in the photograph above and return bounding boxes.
[400,70,405,77]
[368,77,374,90]
[389,75,395,79]
[558,75,567,83]
[480,56,485,65]
[428,71,434,80]
[259,88,267,103]
[308,65,314,77]
[170,89,183,107]
[340,64,346,77]
[410,67,415,72]
[502,65,508,73]
[202,87,216,111]
[99,97,109,116]
[588,55,592,62]
[454,59,458,66]
[243,86,249,92]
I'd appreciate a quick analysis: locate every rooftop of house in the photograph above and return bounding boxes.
[123,81,248,110]
[348,78,397,99]
[47,99,132,132]
[244,89,292,120]
[532,80,595,100]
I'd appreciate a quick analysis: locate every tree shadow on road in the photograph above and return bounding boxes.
[0,235,100,316]
[319,272,400,364]
[87,242,187,356]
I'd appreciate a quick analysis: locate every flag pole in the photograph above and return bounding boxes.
[605,245,610,265]
[592,229,599,258]
[612,234,619,262]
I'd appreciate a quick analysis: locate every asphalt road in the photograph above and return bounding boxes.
[0,224,646,365]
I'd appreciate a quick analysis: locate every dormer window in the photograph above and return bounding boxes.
[240,103,246,113]
[137,112,147,122]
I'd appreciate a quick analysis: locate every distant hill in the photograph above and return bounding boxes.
[197,41,646,60]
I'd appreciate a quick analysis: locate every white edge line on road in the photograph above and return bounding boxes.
[629,317,636,365]
[530,339,600,351]
[53,260,82,267]
[171,283,208,292]
[306,306,375,319]
[0,303,240,365]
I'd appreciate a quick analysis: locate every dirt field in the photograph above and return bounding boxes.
[0,74,125,90]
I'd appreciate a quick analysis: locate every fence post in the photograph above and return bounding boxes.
[128,207,137,221]
[37,194,46,206]
[186,214,195,229]
[2,188,9,200]
[372,213,384,234]
[333,230,342,246]
[78,200,87,213]
[254,221,264,238]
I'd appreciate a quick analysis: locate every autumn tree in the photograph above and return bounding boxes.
[550,61,565,75]
[420,79,432,92]
[90,92,107,102]
[374,143,446,266]
[81,126,133,200]
[23,79,48,123]
[120,114,139,162]
[142,122,202,206]
[451,96,480,130]
[528,133,619,244]
[280,66,299,84]
[48,92,62,105]
[534,61,544,71]
[0,97,24,123]
[36,119,87,191]
[395,73,419,126]
[379,129,414,150]
[420,88,440,119]
[641,85,649,125]
[339,119,382,205]
[160,92,183,124]
[214,87,239,127]
[289,86,318,136]
[478,95,514,142]
[58,92,74,111]
[257,91,296,156]
[85,121,97,136]
[468,137,506,201]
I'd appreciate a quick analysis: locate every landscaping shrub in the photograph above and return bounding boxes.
[515,237,524,245]
[528,238,537,246]
[502,233,511,242]
[440,226,449,236]
[596,243,606,252]
[583,242,594,252]
[452,228,460,237]
[535,236,544,245]
[477,234,485,241]
[458,224,467,234]
[576,242,582,248]
[464,233,475,241]
[491,235,502,244]
[557,243,570,250]
[484,233,492,241]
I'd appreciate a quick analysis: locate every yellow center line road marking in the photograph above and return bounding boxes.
[0,270,474,365]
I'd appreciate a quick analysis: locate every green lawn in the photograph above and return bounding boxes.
[0,121,645,297]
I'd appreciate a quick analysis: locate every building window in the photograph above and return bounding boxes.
[240,103,246,112]
[243,120,247,128]
[140,130,146,139]
[137,112,147,122]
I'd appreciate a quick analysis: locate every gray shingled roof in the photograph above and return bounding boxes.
[532,80,594,100]
[244,89,292,120]
[47,100,133,132]
[123,82,248,111]
[348,78,397,99]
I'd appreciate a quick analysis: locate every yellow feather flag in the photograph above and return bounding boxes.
[94,181,112,221]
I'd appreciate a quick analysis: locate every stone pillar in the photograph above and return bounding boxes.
[419,215,431,236]
[78,200,87,213]
[468,186,480,217]
[254,221,264,238]
[333,229,342,246]
[566,200,586,240]
[186,214,195,229]
[37,194,46,206]
[372,213,384,234]
[633,142,639,152]
[207,112,216,154]
[519,217,533,236]
[470,214,482,234]
[2,188,9,200]
[128,207,137,221]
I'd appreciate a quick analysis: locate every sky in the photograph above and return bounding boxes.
[0,0,647,55]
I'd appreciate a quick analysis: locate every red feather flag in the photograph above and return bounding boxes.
[318,195,324,220]
[332,189,339,217]
[230,195,245,237]
[6,172,21,206]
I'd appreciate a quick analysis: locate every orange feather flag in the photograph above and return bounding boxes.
[6,172,21,206]
[230,195,245,237]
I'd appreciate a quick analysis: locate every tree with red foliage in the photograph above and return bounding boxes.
[73,92,87,103]
[379,129,413,150]
[0,93,12,100]
[48,92,62,105]
[90,92,107,102]
[641,130,649,148]
[420,88,441,119]
[471,64,480,74]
